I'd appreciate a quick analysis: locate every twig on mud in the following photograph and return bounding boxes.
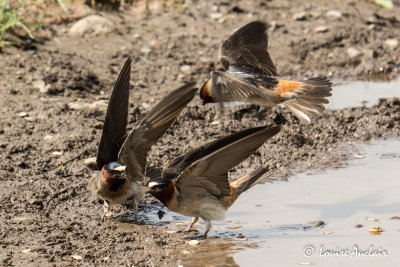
[45,149,89,173]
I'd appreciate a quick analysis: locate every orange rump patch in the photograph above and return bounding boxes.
[200,80,214,104]
[274,80,302,98]
[223,186,237,208]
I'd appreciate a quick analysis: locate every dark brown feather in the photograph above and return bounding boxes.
[118,82,197,181]
[175,126,281,198]
[162,126,267,181]
[96,57,131,170]
[211,71,274,103]
[218,21,277,76]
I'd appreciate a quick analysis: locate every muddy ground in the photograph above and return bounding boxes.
[0,0,400,266]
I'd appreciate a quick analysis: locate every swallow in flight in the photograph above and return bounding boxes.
[200,21,332,123]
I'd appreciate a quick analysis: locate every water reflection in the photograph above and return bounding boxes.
[327,78,400,109]
[110,140,400,266]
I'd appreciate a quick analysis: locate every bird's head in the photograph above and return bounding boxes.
[147,178,175,205]
[101,161,127,190]
[199,79,213,105]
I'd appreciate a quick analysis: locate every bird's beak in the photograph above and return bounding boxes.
[146,182,158,194]
[146,187,157,195]
[112,165,126,172]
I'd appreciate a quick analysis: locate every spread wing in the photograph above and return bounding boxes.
[118,82,197,181]
[161,126,267,180]
[218,21,277,76]
[174,126,281,198]
[145,165,163,181]
[96,57,131,170]
[211,71,277,103]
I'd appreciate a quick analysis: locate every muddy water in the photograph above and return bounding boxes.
[327,79,400,109]
[143,79,400,266]
[150,139,400,266]
[229,139,400,266]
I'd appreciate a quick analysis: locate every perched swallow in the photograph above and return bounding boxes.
[200,21,332,123]
[148,125,281,236]
[87,57,197,222]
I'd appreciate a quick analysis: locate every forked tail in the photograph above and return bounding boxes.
[283,77,332,123]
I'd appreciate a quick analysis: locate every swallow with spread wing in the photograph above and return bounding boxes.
[200,21,332,123]
[148,125,281,237]
[87,57,197,222]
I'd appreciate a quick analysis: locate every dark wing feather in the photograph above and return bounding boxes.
[211,71,275,103]
[145,165,163,181]
[118,82,197,181]
[218,21,277,76]
[162,126,266,180]
[175,126,281,197]
[96,57,131,170]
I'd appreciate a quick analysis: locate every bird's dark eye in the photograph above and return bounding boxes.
[110,170,124,176]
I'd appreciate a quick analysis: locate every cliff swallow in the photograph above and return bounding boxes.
[148,125,281,236]
[200,21,332,123]
[87,57,197,222]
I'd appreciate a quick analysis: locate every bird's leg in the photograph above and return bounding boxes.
[203,219,212,238]
[133,199,138,223]
[187,217,198,232]
[102,200,110,222]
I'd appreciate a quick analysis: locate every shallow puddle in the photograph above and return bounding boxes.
[229,139,400,266]
[327,78,400,109]
[150,139,400,266]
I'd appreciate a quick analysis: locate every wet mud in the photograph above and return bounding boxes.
[0,0,400,266]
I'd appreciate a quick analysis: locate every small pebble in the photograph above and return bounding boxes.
[186,240,200,246]
[32,80,51,94]
[227,225,242,229]
[84,157,97,170]
[323,231,334,235]
[70,255,83,260]
[347,47,363,58]
[180,65,191,74]
[141,47,152,55]
[94,122,103,129]
[293,12,307,21]
[325,10,342,19]
[369,226,384,233]
[314,26,329,33]
[384,38,398,50]
[210,13,223,20]
[69,15,114,37]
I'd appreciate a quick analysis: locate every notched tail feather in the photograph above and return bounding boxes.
[225,168,274,207]
[234,168,274,195]
[282,77,332,124]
